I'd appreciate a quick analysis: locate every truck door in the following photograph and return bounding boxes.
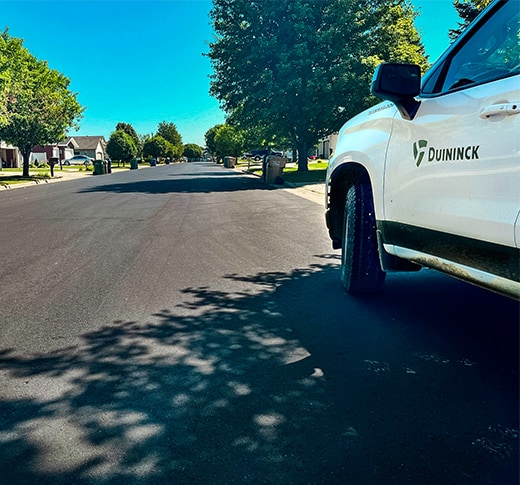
[383,0,519,282]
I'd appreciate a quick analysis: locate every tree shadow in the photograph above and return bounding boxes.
[79,171,273,195]
[0,260,518,483]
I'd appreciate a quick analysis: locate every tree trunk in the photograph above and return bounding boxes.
[296,139,309,172]
[22,147,31,178]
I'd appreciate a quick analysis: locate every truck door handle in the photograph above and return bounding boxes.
[480,103,520,119]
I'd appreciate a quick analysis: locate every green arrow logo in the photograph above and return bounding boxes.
[413,139,428,167]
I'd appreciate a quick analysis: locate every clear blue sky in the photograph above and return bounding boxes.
[1,0,459,146]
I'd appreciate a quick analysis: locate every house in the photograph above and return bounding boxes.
[317,133,338,159]
[69,136,107,160]
[31,139,77,165]
[0,140,23,168]
[31,136,106,164]
[2,135,107,167]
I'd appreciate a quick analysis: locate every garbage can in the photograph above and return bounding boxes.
[93,159,105,175]
[150,158,157,167]
[106,159,112,174]
[223,156,236,168]
[265,156,287,184]
[130,159,139,170]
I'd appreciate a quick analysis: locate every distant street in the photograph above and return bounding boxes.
[0,162,518,484]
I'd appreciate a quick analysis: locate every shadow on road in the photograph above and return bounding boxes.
[0,259,518,483]
[79,172,273,195]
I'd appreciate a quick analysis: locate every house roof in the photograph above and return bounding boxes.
[68,136,106,150]
[60,138,79,148]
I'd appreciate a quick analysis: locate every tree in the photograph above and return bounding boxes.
[183,143,203,161]
[449,0,493,40]
[0,28,18,128]
[0,29,83,177]
[204,124,224,156]
[208,0,427,171]
[106,130,137,164]
[157,121,182,146]
[155,121,183,160]
[143,135,169,160]
[214,124,244,159]
[115,122,142,156]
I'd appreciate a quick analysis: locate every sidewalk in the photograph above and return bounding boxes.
[282,180,325,205]
[233,164,326,205]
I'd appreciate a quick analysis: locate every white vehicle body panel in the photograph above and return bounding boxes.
[325,0,519,298]
[384,75,520,248]
[327,102,397,219]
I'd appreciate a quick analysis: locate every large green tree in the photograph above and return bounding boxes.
[204,124,224,156]
[208,0,427,171]
[183,143,203,161]
[143,135,169,160]
[156,121,183,160]
[157,121,182,146]
[0,29,83,177]
[214,124,245,159]
[106,130,138,164]
[115,122,142,156]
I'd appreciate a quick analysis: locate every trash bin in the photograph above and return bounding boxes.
[130,159,139,170]
[265,156,287,184]
[93,159,105,175]
[223,156,236,168]
[150,158,157,167]
[106,159,112,174]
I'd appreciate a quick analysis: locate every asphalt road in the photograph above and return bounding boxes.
[0,162,518,484]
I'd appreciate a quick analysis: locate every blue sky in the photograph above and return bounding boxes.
[1,0,459,146]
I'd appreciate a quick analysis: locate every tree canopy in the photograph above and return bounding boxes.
[183,143,203,161]
[115,122,142,156]
[106,130,138,163]
[0,29,83,176]
[157,121,182,147]
[214,124,244,159]
[449,0,493,40]
[204,124,224,156]
[208,0,427,170]
[143,135,170,160]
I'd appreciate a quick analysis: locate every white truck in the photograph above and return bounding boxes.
[325,0,519,299]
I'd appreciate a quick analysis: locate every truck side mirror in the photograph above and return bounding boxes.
[371,63,422,120]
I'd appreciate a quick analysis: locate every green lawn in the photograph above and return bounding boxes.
[236,158,328,185]
[0,166,92,186]
[0,168,51,186]
[283,161,327,184]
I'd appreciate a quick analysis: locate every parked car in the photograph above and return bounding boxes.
[63,155,93,166]
[325,0,519,300]
[250,149,283,160]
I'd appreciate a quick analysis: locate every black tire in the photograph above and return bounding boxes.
[341,180,386,293]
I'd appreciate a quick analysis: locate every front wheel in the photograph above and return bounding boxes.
[341,180,386,293]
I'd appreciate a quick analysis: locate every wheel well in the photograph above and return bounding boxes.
[327,164,421,272]
[327,164,368,249]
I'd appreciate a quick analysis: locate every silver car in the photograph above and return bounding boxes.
[63,155,93,166]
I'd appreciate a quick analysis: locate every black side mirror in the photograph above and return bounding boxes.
[371,63,421,120]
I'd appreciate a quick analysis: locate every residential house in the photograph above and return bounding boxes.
[70,136,107,160]
[0,140,23,168]
[31,139,77,164]
[317,133,338,160]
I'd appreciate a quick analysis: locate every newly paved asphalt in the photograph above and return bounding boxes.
[0,162,518,484]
